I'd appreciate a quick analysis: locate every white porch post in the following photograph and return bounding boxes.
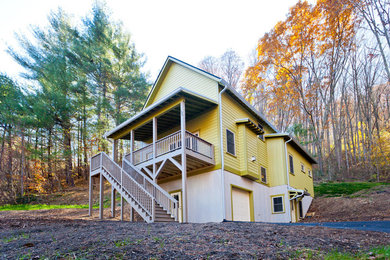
[180,100,188,223]
[152,117,157,181]
[120,196,124,221]
[99,173,104,219]
[111,140,118,218]
[111,187,116,218]
[130,130,134,163]
[88,174,93,216]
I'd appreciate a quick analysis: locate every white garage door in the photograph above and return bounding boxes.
[232,187,251,221]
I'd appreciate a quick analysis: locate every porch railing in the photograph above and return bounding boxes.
[122,157,179,220]
[129,130,214,165]
[91,152,155,221]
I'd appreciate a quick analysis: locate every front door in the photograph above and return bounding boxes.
[170,190,182,223]
[290,200,297,223]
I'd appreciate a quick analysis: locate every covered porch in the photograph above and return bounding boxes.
[105,88,217,222]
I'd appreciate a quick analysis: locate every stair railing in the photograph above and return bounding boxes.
[122,157,179,221]
[91,152,155,222]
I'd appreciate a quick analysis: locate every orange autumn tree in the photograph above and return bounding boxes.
[242,0,359,176]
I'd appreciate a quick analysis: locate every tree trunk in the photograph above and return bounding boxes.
[63,122,74,186]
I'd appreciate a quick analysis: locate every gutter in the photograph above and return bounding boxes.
[219,84,228,221]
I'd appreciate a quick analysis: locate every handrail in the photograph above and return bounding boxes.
[95,152,155,220]
[185,131,213,146]
[125,130,214,166]
[156,130,181,144]
[123,157,177,205]
[122,157,178,219]
[133,143,153,154]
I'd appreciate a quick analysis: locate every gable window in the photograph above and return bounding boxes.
[289,155,294,174]
[226,129,235,155]
[272,196,284,213]
[301,163,305,173]
[261,167,267,183]
[308,169,312,178]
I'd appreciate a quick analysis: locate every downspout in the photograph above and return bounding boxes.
[284,137,292,222]
[219,84,228,221]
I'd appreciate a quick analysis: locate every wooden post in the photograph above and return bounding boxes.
[113,139,118,163]
[88,174,93,216]
[153,117,157,181]
[111,186,116,218]
[180,100,188,223]
[99,173,104,219]
[120,196,124,221]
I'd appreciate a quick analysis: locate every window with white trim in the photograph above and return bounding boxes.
[308,169,312,177]
[301,163,305,173]
[261,167,267,183]
[272,196,284,213]
[289,155,294,174]
[226,129,235,155]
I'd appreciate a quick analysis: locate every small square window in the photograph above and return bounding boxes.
[261,167,267,183]
[226,129,235,155]
[272,196,284,213]
[301,163,305,173]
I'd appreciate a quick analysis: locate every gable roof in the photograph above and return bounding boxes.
[143,56,279,133]
[143,56,226,109]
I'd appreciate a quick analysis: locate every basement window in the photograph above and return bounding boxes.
[272,196,284,213]
[226,129,236,156]
[261,167,267,183]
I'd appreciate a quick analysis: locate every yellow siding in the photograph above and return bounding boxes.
[222,93,269,181]
[147,63,219,107]
[246,128,258,176]
[266,138,287,187]
[287,143,315,196]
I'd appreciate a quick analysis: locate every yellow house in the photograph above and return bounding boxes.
[89,56,317,223]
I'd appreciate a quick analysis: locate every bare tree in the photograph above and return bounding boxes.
[198,49,244,89]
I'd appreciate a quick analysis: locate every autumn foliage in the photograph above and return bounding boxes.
[243,0,390,181]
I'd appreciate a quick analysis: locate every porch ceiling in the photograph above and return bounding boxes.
[110,89,217,141]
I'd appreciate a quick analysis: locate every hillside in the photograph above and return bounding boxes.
[304,183,390,222]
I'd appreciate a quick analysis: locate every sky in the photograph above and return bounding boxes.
[0,0,313,82]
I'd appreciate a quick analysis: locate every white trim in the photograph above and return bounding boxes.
[271,196,284,214]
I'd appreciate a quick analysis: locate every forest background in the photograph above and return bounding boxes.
[0,0,389,203]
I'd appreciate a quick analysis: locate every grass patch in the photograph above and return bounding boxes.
[293,245,390,259]
[314,182,389,197]
[0,204,99,211]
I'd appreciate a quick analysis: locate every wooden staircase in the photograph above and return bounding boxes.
[90,152,178,223]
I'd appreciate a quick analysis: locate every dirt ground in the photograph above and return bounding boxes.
[304,185,390,222]
[1,209,390,259]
